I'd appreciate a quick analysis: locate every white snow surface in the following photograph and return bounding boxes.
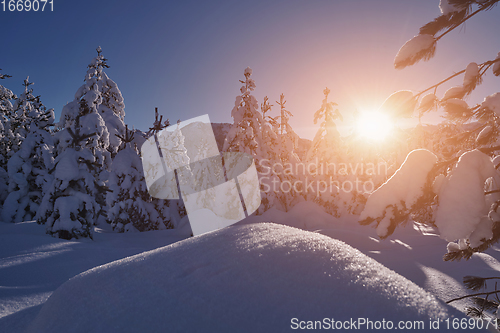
[435,150,497,243]
[0,207,495,332]
[27,223,462,333]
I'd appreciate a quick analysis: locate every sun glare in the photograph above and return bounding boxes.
[356,111,394,141]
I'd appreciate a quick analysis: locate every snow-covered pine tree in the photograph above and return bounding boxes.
[93,47,126,156]
[223,67,265,158]
[0,69,14,213]
[262,94,303,211]
[37,100,107,239]
[106,125,170,232]
[276,94,301,165]
[306,88,345,215]
[259,96,286,212]
[223,67,271,213]
[142,109,186,231]
[37,49,112,239]
[2,78,55,223]
[56,47,115,225]
[8,78,36,158]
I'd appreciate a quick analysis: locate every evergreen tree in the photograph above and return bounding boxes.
[57,47,115,224]
[276,93,300,165]
[37,103,106,239]
[94,47,126,156]
[2,78,54,223]
[223,67,270,214]
[306,88,344,164]
[142,109,186,231]
[223,67,265,158]
[306,88,345,215]
[259,96,286,212]
[106,126,170,232]
[37,47,112,238]
[0,69,14,213]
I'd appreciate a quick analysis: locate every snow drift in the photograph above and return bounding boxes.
[27,223,466,333]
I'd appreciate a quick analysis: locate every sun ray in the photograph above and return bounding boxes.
[356,111,394,141]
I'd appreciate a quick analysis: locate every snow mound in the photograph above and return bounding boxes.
[360,149,437,237]
[28,223,463,333]
[435,150,496,243]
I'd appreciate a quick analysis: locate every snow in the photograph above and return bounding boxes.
[418,93,438,111]
[1,208,497,332]
[25,223,464,333]
[378,90,416,118]
[464,62,480,87]
[477,125,493,143]
[493,52,500,76]
[444,98,469,117]
[442,86,465,101]
[394,34,436,69]
[439,0,460,15]
[481,92,500,117]
[359,149,437,237]
[435,149,497,243]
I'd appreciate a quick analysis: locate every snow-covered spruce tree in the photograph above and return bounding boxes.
[264,94,304,211]
[259,96,286,212]
[305,88,346,216]
[2,78,55,223]
[57,47,116,223]
[93,47,126,157]
[38,73,110,239]
[223,67,264,157]
[276,94,301,166]
[0,69,14,213]
[8,78,38,158]
[223,67,273,213]
[106,125,171,232]
[142,109,186,230]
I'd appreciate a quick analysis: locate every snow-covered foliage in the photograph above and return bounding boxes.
[435,150,496,245]
[223,67,264,158]
[379,90,417,118]
[106,128,172,232]
[360,149,438,238]
[306,88,346,215]
[0,70,15,210]
[37,110,105,239]
[493,52,500,76]
[2,79,54,223]
[439,0,460,15]
[223,68,285,214]
[394,34,436,69]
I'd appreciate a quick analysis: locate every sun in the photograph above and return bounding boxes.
[356,111,394,141]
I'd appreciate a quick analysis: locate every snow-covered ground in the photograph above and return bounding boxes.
[1,202,499,332]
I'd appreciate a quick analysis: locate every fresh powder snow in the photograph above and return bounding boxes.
[26,223,467,333]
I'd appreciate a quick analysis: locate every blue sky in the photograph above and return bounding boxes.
[2,0,500,139]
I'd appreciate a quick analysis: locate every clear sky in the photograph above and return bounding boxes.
[2,0,500,139]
